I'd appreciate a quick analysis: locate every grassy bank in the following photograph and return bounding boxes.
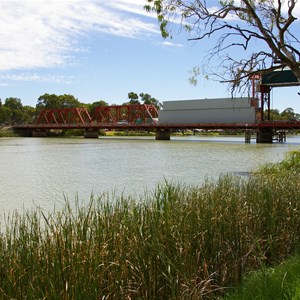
[1,151,300,299]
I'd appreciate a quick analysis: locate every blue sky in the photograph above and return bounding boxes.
[0,0,300,113]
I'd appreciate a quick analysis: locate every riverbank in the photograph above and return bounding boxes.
[1,150,300,299]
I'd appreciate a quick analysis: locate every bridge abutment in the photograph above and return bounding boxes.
[155,128,170,140]
[84,129,99,138]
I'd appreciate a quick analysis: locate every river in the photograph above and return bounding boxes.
[1,135,300,213]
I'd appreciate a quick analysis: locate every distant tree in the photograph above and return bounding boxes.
[5,97,22,111]
[59,94,81,108]
[88,100,109,116]
[0,97,36,125]
[36,94,61,110]
[36,93,81,111]
[22,105,36,123]
[0,106,12,125]
[280,107,300,120]
[139,93,162,110]
[128,92,140,105]
[269,108,282,121]
[4,97,23,124]
[145,0,300,93]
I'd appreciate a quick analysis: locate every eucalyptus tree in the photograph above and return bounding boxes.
[280,106,300,119]
[0,106,12,125]
[88,100,109,116]
[139,93,162,109]
[145,0,300,93]
[128,92,140,105]
[124,92,162,109]
[4,97,23,124]
[36,93,82,111]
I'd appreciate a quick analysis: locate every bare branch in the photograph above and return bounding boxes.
[145,0,300,92]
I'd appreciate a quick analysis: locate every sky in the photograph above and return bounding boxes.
[0,0,300,112]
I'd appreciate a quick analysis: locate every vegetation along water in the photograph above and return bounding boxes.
[1,147,300,299]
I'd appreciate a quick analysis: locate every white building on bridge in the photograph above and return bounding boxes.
[158,97,257,124]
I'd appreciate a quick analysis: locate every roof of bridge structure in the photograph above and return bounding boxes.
[261,68,300,87]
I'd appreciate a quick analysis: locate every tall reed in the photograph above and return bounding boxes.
[1,151,300,299]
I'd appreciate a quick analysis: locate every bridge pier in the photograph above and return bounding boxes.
[245,131,252,143]
[32,129,48,137]
[273,130,286,143]
[13,128,33,137]
[155,128,170,140]
[256,128,273,143]
[84,128,99,138]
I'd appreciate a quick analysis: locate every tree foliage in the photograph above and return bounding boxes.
[0,98,36,125]
[88,100,109,116]
[36,94,81,111]
[128,92,140,105]
[145,0,300,93]
[281,107,300,120]
[123,92,162,109]
[268,107,300,120]
[139,93,162,109]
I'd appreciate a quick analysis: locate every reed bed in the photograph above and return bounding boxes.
[1,151,300,299]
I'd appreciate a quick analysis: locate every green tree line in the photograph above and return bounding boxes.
[0,92,161,126]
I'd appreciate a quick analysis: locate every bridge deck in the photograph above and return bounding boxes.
[13,120,300,131]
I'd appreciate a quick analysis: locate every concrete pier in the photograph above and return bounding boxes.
[84,129,99,138]
[13,128,33,137]
[32,129,48,137]
[256,128,273,143]
[155,128,170,140]
[245,131,252,143]
[273,130,286,143]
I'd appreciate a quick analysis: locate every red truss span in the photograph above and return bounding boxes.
[91,104,158,124]
[36,108,92,125]
[35,104,158,126]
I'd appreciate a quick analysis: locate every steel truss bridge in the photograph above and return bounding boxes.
[12,103,300,143]
[11,70,300,143]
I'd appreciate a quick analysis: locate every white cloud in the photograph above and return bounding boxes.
[0,0,158,72]
[162,41,184,48]
[107,0,157,18]
[0,73,73,84]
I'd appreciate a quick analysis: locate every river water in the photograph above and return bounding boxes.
[1,135,300,213]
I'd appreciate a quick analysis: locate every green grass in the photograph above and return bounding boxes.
[221,254,300,300]
[1,151,300,299]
